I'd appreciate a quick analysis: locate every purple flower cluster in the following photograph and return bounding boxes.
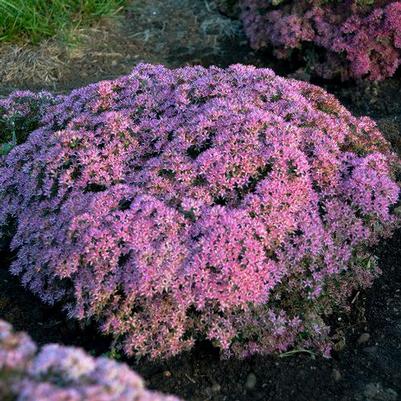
[240,0,401,80]
[0,320,181,401]
[0,64,399,359]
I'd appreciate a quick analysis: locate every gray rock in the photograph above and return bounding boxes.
[332,369,342,382]
[357,333,371,345]
[245,373,257,390]
[358,383,398,401]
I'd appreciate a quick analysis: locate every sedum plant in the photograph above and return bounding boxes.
[0,319,181,401]
[239,0,401,80]
[0,64,399,359]
[0,91,59,156]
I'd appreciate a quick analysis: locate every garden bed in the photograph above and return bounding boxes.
[0,1,400,400]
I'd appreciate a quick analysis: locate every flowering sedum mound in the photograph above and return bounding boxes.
[0,320,181,401]
[0,64,399,359]
[240,0,401,80]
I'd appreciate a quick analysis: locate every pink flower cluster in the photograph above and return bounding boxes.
[240,0,401,80]
[0,64,399,359]
[0,320,181,401]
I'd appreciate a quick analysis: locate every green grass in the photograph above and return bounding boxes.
[0,0,126,44]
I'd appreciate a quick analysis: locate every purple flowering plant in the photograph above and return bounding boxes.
[240,0,401,80]
[0,64,399,359]
[0,319,181,401]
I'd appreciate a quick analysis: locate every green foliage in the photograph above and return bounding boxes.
[0,0,126,44]
[357,0,375,5]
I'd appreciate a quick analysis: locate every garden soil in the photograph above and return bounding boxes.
[0,1,400,400]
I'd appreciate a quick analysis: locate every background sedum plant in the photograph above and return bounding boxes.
[238,0,401,80]
[0,319,181,401]
[0,91,60,156]
[0,64,399,359]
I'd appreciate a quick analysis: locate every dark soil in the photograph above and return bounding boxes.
[0,1,400,400]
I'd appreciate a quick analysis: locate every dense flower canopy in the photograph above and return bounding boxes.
[240,0,401,80]
[0,320,181,401]
[0,64,399,359]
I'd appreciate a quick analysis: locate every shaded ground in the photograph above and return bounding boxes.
[0,0,400,400]
[0,0,267,96]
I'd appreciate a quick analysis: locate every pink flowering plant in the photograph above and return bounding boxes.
[0,91,59,156]
[0,64,399,359]
[240,0,401,80]
[0,320,181,401]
